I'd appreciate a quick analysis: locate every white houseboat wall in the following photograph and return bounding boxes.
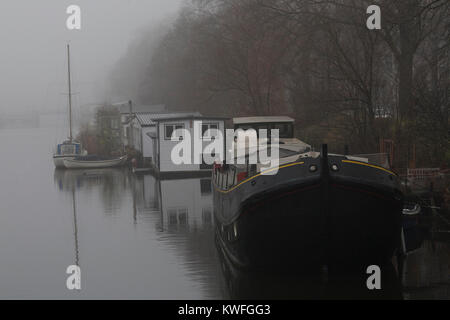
[134,113,157,162]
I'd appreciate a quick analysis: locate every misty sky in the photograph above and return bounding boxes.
[0,0,183,114]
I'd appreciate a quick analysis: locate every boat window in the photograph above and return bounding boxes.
[61,144,77,155]
[273,123,293,138]
[235,123,293,138]
[232,148,299,165]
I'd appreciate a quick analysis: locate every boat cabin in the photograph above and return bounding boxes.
[233,116,295,138]
[231,116,310,157]
[214,116,312,190]
[55,140,82,156]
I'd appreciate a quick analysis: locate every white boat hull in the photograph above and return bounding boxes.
[62,156,127,169]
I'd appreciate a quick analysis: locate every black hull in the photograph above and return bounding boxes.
[213,152,403,271]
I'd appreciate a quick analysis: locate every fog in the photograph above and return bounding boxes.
[0,0,183,114]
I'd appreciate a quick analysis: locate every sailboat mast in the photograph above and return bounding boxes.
[67,44,73,142]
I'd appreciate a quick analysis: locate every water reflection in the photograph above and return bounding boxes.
[51,168,447,299]
[131,173,403,299]
[71,188,80,267]
[216,234,403,299]
[53,169,225,298]
[54,168,130,215]
[145,176,225,298]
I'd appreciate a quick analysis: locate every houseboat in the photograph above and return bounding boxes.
[146,113,228,178]
[213,116,403,271]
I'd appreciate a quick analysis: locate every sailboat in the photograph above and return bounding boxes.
[53,44,83,168]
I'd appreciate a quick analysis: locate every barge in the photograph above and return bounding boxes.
[213,117,403,271]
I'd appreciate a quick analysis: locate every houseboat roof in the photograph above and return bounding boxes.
[135,112,228,127]
[233,116,295,125]
[135,113,158,127]
[150,112,229,122]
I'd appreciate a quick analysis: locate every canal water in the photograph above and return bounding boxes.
[0,122,448,299]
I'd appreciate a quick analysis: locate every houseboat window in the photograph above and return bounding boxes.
[165,124,185,140]
[202,123,219,140]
